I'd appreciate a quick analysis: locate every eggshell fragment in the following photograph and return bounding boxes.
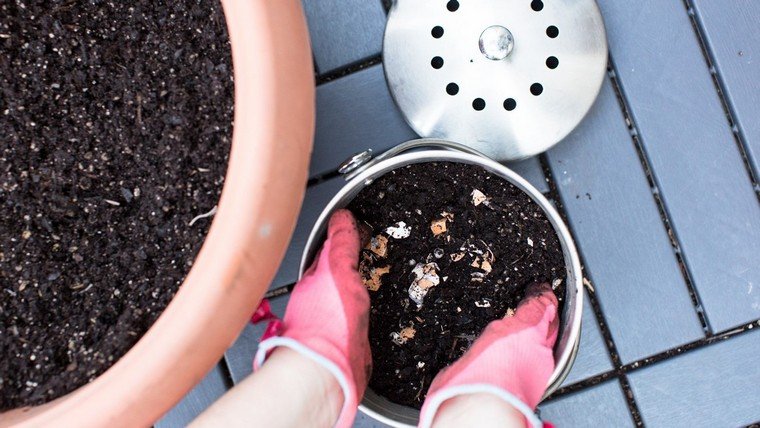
[386,221,411,239]
[362,265,391,291]
[471,189,488,206]
[408,262,440,307]
[430,218,447,236]
[391,326,416,345]
[365,235,389,258]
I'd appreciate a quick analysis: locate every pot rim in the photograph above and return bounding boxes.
[300,142,584,427]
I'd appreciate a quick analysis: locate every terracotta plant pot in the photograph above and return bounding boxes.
[0,0,315,426]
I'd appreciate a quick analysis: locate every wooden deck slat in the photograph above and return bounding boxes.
[597,0,760,332]
[539,380,634,427]
[628,328,760,427]
[547,79,704,363]
[155,362,230,428]
[302,0,386,74]
[691,0,760,179]
[560,297,613,387]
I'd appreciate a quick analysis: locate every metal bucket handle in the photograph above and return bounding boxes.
[338,139,487,181]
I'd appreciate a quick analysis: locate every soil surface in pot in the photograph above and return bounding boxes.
[0,1,232,409]
[348,162,565,408]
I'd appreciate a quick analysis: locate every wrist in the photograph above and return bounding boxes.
[267,347,345,426]
[432,392,527,428]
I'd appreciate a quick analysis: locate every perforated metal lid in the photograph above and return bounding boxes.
[383,0,608,160]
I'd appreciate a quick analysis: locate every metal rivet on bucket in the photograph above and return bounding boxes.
[383,0,608,161]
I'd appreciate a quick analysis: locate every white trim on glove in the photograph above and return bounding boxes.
[419,384,542,428]
[255,337,353,428]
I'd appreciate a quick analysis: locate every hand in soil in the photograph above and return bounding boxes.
[253,210,371,428]
[348,162,565,408]
[419,283,559,427]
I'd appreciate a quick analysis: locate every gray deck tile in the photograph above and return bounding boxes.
[270,178,347,289]
[539,380,634,427]
[597,0,760,332]
[311,65,549,193]
[561,296,613,387]
[311,64,418,178]
[628,328,760,427]
[155,362,230,428]
[504,156,549,194]
[547,79,704,362]
[691,0,760,178]
[302,0,386,74]
[354,412,392,428]
[224,295,290,384]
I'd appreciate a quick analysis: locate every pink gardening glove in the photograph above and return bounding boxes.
[419,283,559,428]
[253,209,371,428]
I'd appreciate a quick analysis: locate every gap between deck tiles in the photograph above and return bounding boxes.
[604,62,711,336]
[551,319,760,399]
[539,153,644,426]
[679,0,760,197]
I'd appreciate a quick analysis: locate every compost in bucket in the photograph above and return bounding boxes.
[348,162,565,408]
[0,0,232,409]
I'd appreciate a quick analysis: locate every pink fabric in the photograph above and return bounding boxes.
[421,283,559,425]
[250,299,276,324]
[250,299,285,341]
[253,210,371,428]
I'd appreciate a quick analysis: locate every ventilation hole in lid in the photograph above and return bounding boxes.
[546,56,559,69]
[472,98,486,111]
[546,25,559,38]
[503,98,517,111]
[531,0,544,11]
[447,0,459,12]
[431,26,444,39]
[530,83,544,96]
[446,83,459,95]
[431,56,444,69]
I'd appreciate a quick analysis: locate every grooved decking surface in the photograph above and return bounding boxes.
[159,1,760,426]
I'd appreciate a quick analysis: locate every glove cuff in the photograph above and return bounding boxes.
[418,384,543,428]
[254,337,358,428]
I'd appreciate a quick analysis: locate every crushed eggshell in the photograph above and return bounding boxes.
[430,218,447,236]
[471,189,488,206]
[386,221,411,239]
[552,278,563,290]
[475,299,492,308]
[362,265,391,291]
[527,238,534,247]
[470,256,493,274]
[408,262,440,307]
[391,326,416,345]
[365,235,389,258]
[441,211,455,221]
[505,308,516,318]
[450,252,465,262]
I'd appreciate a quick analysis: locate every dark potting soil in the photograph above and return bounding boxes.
[348,162,566,409]
[0,1,232,409]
